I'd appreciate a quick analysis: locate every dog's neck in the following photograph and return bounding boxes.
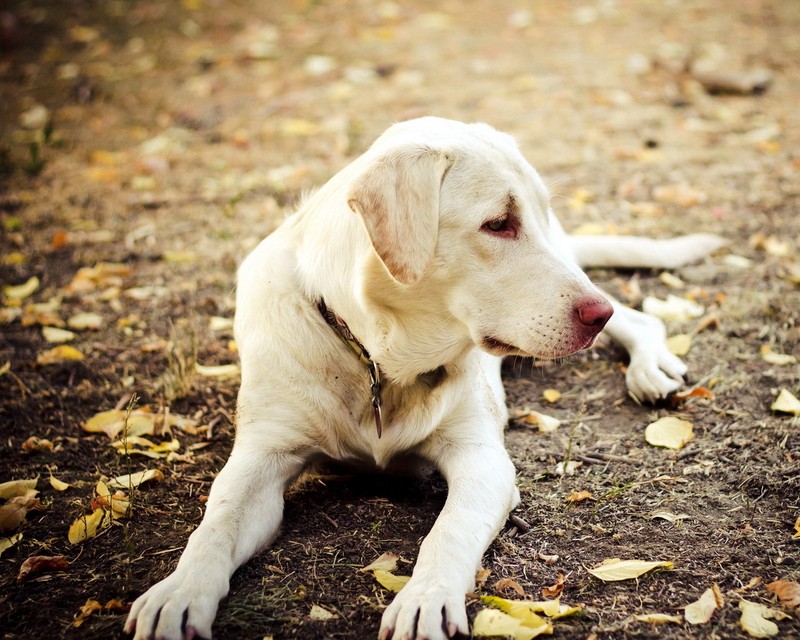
[292,170,475,387]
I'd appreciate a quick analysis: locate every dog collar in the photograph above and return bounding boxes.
[317,299,384,438]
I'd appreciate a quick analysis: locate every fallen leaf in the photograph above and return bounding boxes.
[685,584,724,624]
[37,345,86,365]
[68,508,113,544]
[0,478,38,499]
[309,604,337,620]
[666,333,692,356]
[0,496,38,532]
[542,573,566,599]
[760,345,797,366]
[565,490,593,503]
[649,510,691,523]
[372,569,410,592]
[360,552,399,573]
[632,613,683,624]
[522,410,561,433]
[107,468,164,489]
[495,577,526,597]
[209,316,234,331]
[3,276,39,301]
[794,516,800,539]
[42,326,77,343]
[17,555,70,583]
[739,599,786,637]
[481,595,561,622]
[555,460,582,476]
[645,416,694,449]
[195,362,240,378]
[642,295,704,322]
[73,598,103,628]
[542,389,561,403]
[536,552,559,564]
[83,408,155,439]
[21,436,54,452]
[67,311,104,330]
[0,532,23,557]
[49,474,71,491]
[587,558,674,582]
[766,580,800,612]
[475,567,492,589]
[473,608,552,640]
[659,272,685,289]
[672,386,714,401]
[771,389,800,416]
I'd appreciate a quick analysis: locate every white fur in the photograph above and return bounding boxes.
[125,117,723,640]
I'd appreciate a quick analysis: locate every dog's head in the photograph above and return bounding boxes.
[347,117,612,360]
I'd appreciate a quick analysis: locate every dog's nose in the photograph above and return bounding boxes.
[575,297,614,330]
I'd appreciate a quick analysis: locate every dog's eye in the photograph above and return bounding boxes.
[484,218,508,232]
[481,215,518,238]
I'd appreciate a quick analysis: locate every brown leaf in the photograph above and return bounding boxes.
[494,577,526,597]
[542,573,565,599]
[565,490,593,503]
[0,496,40,533]
[767,580,800,612]
[21,436,54,453]
[73,599,103,627]
[17,555,70,583]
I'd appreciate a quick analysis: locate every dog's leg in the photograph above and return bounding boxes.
[602,301,688,402]
[125,434,306,640]
[379,435,518,640]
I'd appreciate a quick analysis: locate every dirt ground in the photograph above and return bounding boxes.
[1,0,799,638]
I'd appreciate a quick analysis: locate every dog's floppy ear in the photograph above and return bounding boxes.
[348,146,452,285]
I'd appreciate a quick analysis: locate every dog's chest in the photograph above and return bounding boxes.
[318,365,452,467]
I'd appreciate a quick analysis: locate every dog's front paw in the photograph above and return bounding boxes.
[626,346,687,403]
[379,578,468,640]
[125,569,227,640]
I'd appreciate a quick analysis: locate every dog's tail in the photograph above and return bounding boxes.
[568,233,725,270]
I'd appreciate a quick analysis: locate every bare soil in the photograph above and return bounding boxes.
[1,1,798,639]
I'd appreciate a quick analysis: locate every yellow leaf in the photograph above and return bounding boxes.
[0,496,34,532]
[481,595,560,621]
[195,363,240,378]
[0,478,38,499]
[68,508,113,544]
[738,600,780,637]
[794,516,800,539]
[473,608,552,640]
[659,272,685,289]
[36,345,85,365]
[766,580,800,612]
[587,558,673,582]
[67,311,104,330]
[645,416,694,450]
[49,474,71,491]
[309,604,337,620]
[760,345,797,366]
[519,410,561,433]
[542,389,561,403]
[3,276,39,301]
[83,409,155,439]
[632,613,683,624]
[771,389,800,416]
[42,326,77,343]
[685,585,724,625]
[360,552,399,573]
[372,569,410,592]
[642,295,704,322]
[666,333,692,356]
[107,468,164,490]
[0,532,23,557]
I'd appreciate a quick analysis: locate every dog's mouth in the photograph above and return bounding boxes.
[482,336,523,355]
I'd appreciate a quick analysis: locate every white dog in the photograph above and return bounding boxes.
[126,117,722,640]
